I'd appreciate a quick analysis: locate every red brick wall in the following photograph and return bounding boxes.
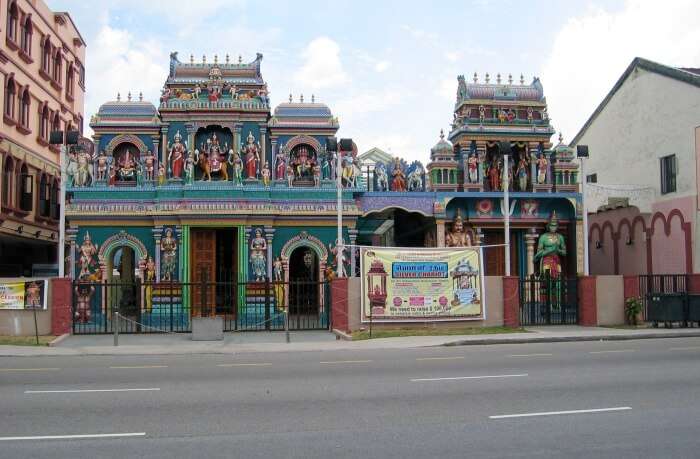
[688,274,700,294]
[623,275,640,299]
[578,276,597,326]
[50,277,72,335]
[331,277,349,332]
[502,276,520,328]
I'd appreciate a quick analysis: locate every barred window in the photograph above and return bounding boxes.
[660,155,676,194]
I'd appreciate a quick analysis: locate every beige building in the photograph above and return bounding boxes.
[0,0,85,276]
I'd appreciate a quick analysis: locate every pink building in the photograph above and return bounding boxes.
[572,58,700,275]
[0,0,85,276]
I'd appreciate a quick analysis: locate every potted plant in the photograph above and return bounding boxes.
[625,296,643,326]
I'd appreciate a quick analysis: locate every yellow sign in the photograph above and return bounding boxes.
[0,281,47,310]
[360,247,484,322]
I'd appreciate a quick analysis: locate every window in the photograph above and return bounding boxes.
[77,114,83,135]
[7,1,19,44]
[41,37,51,73]
[20,15,31,55]
[19,88,30,129]
[50,178,59,219]
[76,60,85,88]
[18,163,32,212]
[660,154,676,194]
[2,157,14,208]
[66,63,74,98]
[53,49,62,84]
[586,173,597,183]
[51,112,60,133]
[39,104,49,140]
[4,76,16,120]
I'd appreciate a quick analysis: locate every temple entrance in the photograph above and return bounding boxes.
[109,246,139,318]
[482,230,519,276]
[288,246,325,329]
[190,227,238,317]
[358,209,433,247]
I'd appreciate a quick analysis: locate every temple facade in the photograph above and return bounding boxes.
[66,55,583,296]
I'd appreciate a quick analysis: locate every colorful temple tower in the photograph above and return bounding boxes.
[66,55,583,329]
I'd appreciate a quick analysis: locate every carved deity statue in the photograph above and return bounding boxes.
[273,257,283,282]
[313,164,321,187]
[275,151,287,181]
[445,210,472,247]
[321,154,331,181]
[241,132,261,179]
[184,150,195,185]
[467,153,479,183]
[488,160,501,191]
[143,150,156,181]
[229,152,243,185]
[157,163,166,186]
[96,151,109,182]
[407,164,424,191]
[250,228,267,282]
[286,165,294,187]
[168,130,186,179]
[390,157,407,192]
[117,149,137,182]
[536,153,548,184]
[197,133,229,181]
[534,212,566,278]
[73,148,94,187]
[516,155,529,191]
[261,162,271,187]
[78,231,99,280]
[160,228,178,281]
[328,238,349,277]
[375,162,388,191]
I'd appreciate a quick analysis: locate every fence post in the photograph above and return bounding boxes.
[285,307,290,343]
[113,310,119,346]
[264,277,270,331]
[503,276,521,328]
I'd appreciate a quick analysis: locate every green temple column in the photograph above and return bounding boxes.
[233,123,242,156]
[160,126,168,171]
[181,225,190,310]
[152,226,163,282]
[264,226,274,280]
[259,126,267,167]
[66,227,78,280]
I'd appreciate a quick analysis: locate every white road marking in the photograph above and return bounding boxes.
[589,350,635,354]
[0,368,60,372]
[508,353,553,357]
[411,374,528,382]
[108,365,168,369]
[217,363,272,367]
[490,406,632,419]
[319,360,373,364]
[416,356,465,361]
[668,347,700,351]
[0,432,146,441]
[25,388,160,394]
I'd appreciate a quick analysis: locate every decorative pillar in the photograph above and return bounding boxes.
[233,123,242,156]
[92,135,101,179]
[244,227,252,281]
[576,219,585,275]
[66,227,78,280]
[474,227,484,246]
[161,126,169,174]
[259,126,267,167]
[525,228,538,277]
[264,226,275,281]
[153,226,163,282]
[348,228,358,278]
[152,136,160,172]
[476,140,487,183]
[436,220,446,247]
[270,137,278,180]
[186,124,195,160]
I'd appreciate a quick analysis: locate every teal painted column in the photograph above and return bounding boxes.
[181,225,190,311]
[237,226,247,315]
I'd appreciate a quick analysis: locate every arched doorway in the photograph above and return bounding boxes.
[109,246,139,318]
[288,246,319,320]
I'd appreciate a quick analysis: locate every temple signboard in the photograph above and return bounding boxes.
[360,247,484,322]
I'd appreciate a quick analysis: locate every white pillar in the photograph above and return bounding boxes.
[503,153,510,276]
[265,226,274,281]
[580,157,590,275]
[336,147,344,277]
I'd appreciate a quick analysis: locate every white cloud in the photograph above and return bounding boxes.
[295,37,349,90]
[374,61,391,73]
[332,90,403,125]
[84,24,167,135]
[542,0,700,141]
[437,77,456,101]
[445,51,461,62]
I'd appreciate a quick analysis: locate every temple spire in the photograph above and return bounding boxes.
[485,72,490,84]
[139,92,143,101]
[238,55,242,64]
[473,72,478,83]
[127,91,132,102]
[311,94,315,103]
[508,73,513,85]
[520,74,525,85]
[496,73,501,84]
[225,54,230,64]
[117,92,121,101]
[439,129,445,140]
[288,93,292,103]
[300,94,304,103]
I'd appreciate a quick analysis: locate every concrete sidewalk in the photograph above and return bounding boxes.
[2,326,700,357]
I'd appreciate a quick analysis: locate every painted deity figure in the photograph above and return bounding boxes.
[198,133,229,181]
[184,150,195,185]
[328,239,349,277]
[160,228,178,281]
[157,163,166,186]
[374,162,388,191]
[74,276,95,323]
[74,149,94,187]
[96,151,109,182]
[467,153,479,183]
[488,160,501,191]
[261,162,271,187]
[536,153,548,184]
[117,149,137,182]
[534,212,566,278]
[143,150,156,181]
[168,130,186,179]
[408,165,424,191]
[275,151,286,181]
[445,210,472,247]
[273,257,283,282]
[313,164,321,187]
[250,228,267,282]
[78,231,99,280]
[229,152,243,185]
[516,155,529,191]
[241,132,261,179]
[390,158,406,192]
[286,165,294,187]
[321,154,331,181]
[65,150,78,187]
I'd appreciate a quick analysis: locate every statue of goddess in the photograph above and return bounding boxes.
[390,157,406,192]
[467,153,479,183]
[250,228,267,282]
[536,153,548,184]
[261,162,271,187]
[534,212,566,278]
[321,154,331,180]
[516,155,529,191]
[241,132,261,179]
[168,131,186,179]
[78,231,99,280]
[160,228,178,281]
[230,152,243,185]
[74,149,94,187]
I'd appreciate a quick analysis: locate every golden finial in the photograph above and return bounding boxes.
[473,72,478,83]
[288,93,292,103]
[485,72,490,84]
[508,73,513,85]
[496,73,501,84]
[238,55,242,64]
[225,54,230,64]
[190,54,194,64]
[117,92,121,101]
[202,54,206,64]
[127,91,132,101]
[214,54,218,64]
[520,74,525,85]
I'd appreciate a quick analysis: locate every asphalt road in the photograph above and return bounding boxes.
[2,337,700,458]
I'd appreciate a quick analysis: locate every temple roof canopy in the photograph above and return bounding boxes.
[166,51,265,87]
[96,100,158,117]
[456,74,545,106]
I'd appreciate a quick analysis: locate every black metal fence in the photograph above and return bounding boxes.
[72,278,330,334]
[638,274,687,321]
[519,276,579,325]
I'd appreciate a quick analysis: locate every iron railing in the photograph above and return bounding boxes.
[519,275,579,325]
[638,274,687,321]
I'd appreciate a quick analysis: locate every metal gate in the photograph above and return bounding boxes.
[519,276,578,325]
[638,274,687,321]
[72,278,330,334]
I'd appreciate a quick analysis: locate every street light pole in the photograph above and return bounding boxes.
[336,145,343,278]
[58,144,67,278]
[580,156,590,276]
[503,152,510,277]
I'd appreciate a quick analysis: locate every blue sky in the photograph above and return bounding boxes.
[48,0,700,161]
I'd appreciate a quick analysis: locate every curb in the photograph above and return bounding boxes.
[48,333,71,347]
[332,329,353,341]
[443,331,700,346]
